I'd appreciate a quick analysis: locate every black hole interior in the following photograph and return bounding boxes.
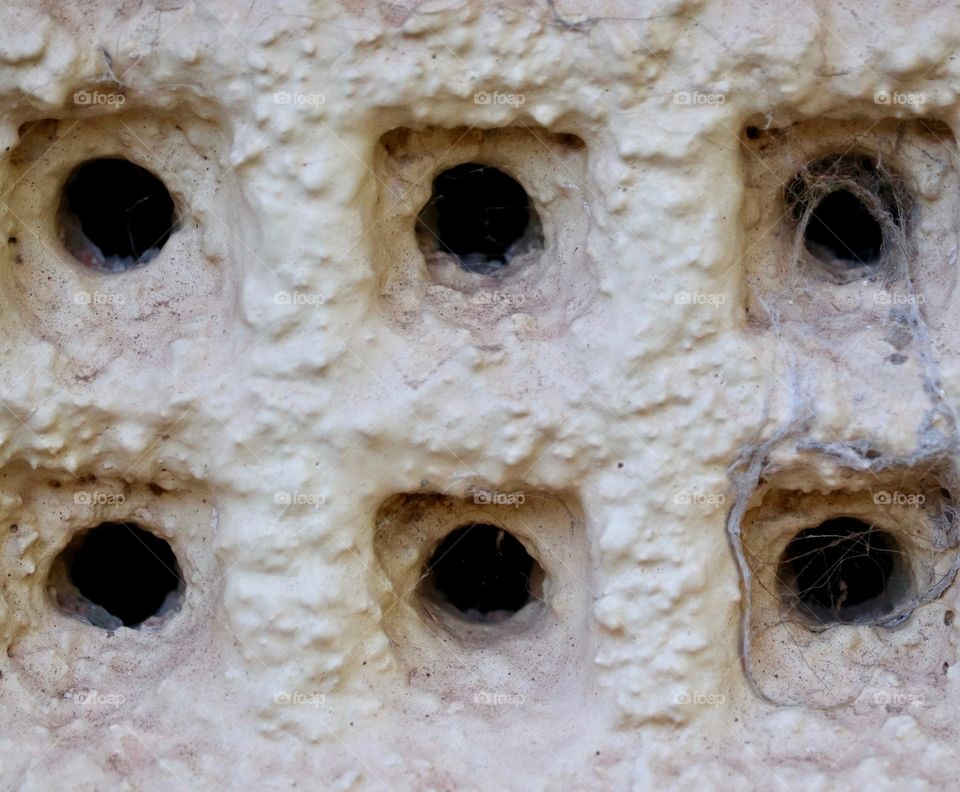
[779,517,909,624]
[784,155,906,272]
[425,523,539,620]
[418,163,541,274]
[58,158,177,272]
[61,521,183,628]
[804,189,884,266]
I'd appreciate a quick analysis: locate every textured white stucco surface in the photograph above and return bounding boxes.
[1,1,960,789]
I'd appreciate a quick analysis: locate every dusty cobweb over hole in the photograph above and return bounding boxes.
[416,163,543,275]
[778,517,911,625]
[52,522,184,629]
[423,523,544,623]
[785,154,907,277]
[58,158,178,273]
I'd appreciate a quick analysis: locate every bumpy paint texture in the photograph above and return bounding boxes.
[1,1,960,789]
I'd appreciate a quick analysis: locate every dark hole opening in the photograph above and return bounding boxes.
[784,154,907,274]
[58,522,183,629]
[803,189,884,266]
[425,523,540,620]
[417,163,542,274]
[58,158,177,272]
[779,517,909,625]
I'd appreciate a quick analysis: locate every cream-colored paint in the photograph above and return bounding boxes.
[1,1,959,788]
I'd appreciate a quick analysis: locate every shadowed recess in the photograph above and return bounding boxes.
[779,517,909,624]
[61,521,183,628]
[784,154,906,272]
[803,189,884,265]
[58,158,177,272]
[417,163,542,274]
[425,523,538,619]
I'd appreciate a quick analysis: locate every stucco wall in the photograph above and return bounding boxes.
[2,1,960,789]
